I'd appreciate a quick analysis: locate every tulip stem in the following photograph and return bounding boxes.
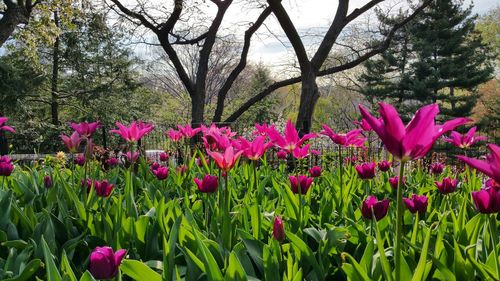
[338,145,343,214]
[489,215,500,280]
[395,161,406,281]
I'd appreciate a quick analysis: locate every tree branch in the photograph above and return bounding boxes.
[108,0,158,32]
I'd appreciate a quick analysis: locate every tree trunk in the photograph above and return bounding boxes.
[295,71,320,135]
[0,5,27,48]
[191,92,205,128]
[50,11,60,126]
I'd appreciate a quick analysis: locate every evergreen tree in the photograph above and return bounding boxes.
[360,0,494,121]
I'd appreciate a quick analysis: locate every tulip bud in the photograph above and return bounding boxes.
[389,176,406,190]
[273,216,285,242]
[194,175,218,193]
[309,166,322,178]
[361,196,390,220]
[378,160,391,172]
[355,162,376,180]
[44,175,53,188]
[403,194,428,214]
[435,177,458,194]
[160,152,169,162]
[471,186,500,214]
[74,154,85,166]
[276,150,288,160]
[0,156,14,176]
[430,162,445,175]
[153,166,169,180]
[106,157,119,167]
[89,246,127,279]
[289,175,313,194]
[95,180,114,197]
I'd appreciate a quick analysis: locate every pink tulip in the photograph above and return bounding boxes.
[125,151,139,162]
[152,166,169,180]
[471,186,500,214]
[106,157,119,167]
[167,128,183,142]
[74,154,85,166]
[253,123,273,137]
[359,103,470,161]
[311,149,321,156]
[403,194,428,214]
[0,156,14,176]
[202,131,234,151]
[292,144,310,160]
[276,150,288,160]
[89,247,126,279]
[289,175,313,194]
[61,132,82,153]
[457,144,500,183]
[443,126,487,148]
[378,160,392,172]
[273,216,285,242]
[239,136,273,161]
[194,175,218,193]
[321,125,366,148]
[69,121,101,138]
[95,180,114,197]
[361,196,390,220]
[355,162,376,180]
[309,166,322,177]
[430,162,445,175]
[389,176,406,190]
[176,165,188,175]
[150,162,160,172]
[354,119,373,131]
[159,152,169,162]
[0,117,15,133]
[206,146,243,172]
[110,121,154,143]
[267,120,316,153]
[344,156,356,165]
[435,177,458,194]
[177,124,201,139]
[44,175,53,188]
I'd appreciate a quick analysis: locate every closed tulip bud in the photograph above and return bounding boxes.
[289,175,313,194]
[435,177,458,194]
[430,162,445,175]
[106,157,119,167]
[177,165,188,175]
[95,180,114,197]
[403,194,428,214]
[194,175,218,193]
[355,162,376,180]
[471,186,500,214]
[0,156,14,176]
[273,216,285,242]
[378,160,391,172]
[153,166,169,180]
[74,154,85,166]
[309,166,322,178]
[361,196,390,220]
[389,176,406,190]
[44,175,53,188]
[150,162,160,172]
[89,246,127,280]
[276,150,288,160]
[160,152,169,162]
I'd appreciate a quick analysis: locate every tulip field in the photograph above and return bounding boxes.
[0,103,499,281]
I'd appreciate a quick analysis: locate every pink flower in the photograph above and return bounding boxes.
[106,157,119,167]
[457,144,500,183]
[361,196,390,220]
[276,150,288,160]
[354,119,373,131]
[0,117,15,133]
[378,160,392,172]
[167,129,183,142]
[292,144,310,160]
[60,132,82,153]
[355,162,376,180]
[443,126,486,148]
[176,165,188,175]
[194,175,218,193]
[69,121,101,138]
[267,120,316,153]
[430,162,445,175]
[321,125,366,148]
[403,194,428,214]
[177,124,201,139]
[202,130,234,151]
[311,149,321,156]
[471,186,500,214]
[309,166,322,177]
[239,136,273,161]
[159,152,169,162]
[89,247,127,279]
[253,123,273,137]
[273,216,285,242]
[0,156,14,176]
[435,177,458,194]
[150,162,160,172]
[344,156,356,165]
[125,151,139,162]
[289,175,313,194]
[195,157,202,167]
[74,154,85,166]
[359,103,470,161]
[95,180,114,197]
[389,176,406,190]
[206,146,243,172]
[152,166,169,180]
[44,175,53,188]
[110,121,154,143]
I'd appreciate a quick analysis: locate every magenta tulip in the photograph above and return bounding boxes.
[106,157,119,167]
[321,125,366,147]
[69,121,101,138]
[430,162,445,175]
[471,186,500,214]
[194,175,218,193]
[292,144,310,160]
[355,162,376,180]
[309,166,322,177]
[159,152,169,162]
[74,154,85,166]
[443,126,486,148]
[167,128,183,142]
[176,165,188,175]
[95,180,114,197]
[0,117,15,133]
[267,120,316,153]
[273,216,285,242]
[60,132,82,153]
[44,175,53,188]
[110,121,154,143]
[344,156,356,165]
[389,176,406,190]
[276,150,288,160]
[89,246,127,279]
[124,151,139,163]
[239,136,273,161]
[150,162,160,172]
[435,177,458,194]
[0,156,14,176]
[457,144,500,183]
[359,103,470,161]
[177,124,201,139]
[206,146,243,172]
[361,196,390,220]
[354,119,373,131]
[289,175,313,194]
[152,166,169,180]
[253,123,273,137]
[403,194,428,214]
[378,160,391,172]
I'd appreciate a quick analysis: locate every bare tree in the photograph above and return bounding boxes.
[0,0,37,47]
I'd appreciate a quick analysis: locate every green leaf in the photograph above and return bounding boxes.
[341,252,370,281]
[41,236,62,281]
[191,228,223,281]
[120,259,162,281]
[411,224,434,281]
[286,231,325,279]
[3,259,42,281]
[60,250,77,281]
[226,251,248,281]
[78,271,97,281]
